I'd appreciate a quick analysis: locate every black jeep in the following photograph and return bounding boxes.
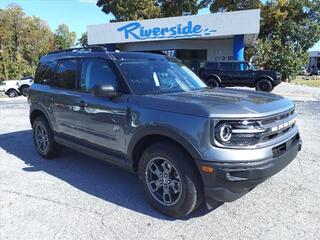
[199,61,282,92]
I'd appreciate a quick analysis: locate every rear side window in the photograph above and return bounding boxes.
[234,62,249,71]
[54,59,78,89]
[34,61,57,84]
[80,58,118,92]
[220,62,234,71]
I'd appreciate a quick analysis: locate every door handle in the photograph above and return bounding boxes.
[79,100,87,108]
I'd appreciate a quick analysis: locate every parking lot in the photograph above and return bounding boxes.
[0,84,320,240]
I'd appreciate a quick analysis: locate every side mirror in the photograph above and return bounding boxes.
[91,84,121,98]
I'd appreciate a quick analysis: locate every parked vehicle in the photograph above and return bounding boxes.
[17,76,33,96]
[199,61,282,92]
[0,80,20,98]
[310,67,319,76]
[29,47,301,218]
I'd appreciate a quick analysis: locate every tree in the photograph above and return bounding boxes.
[0,4,54,80]
[252,39,308,80]
[254,0,320,80]
[158,0,210,17]
[209,0,261,12]
[77,32,88,47]
[54,24,76,50]
[96,0,161,22]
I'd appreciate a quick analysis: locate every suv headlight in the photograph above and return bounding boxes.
[212,120,265,148]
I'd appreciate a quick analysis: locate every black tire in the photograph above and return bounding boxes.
[207,78,220,88]
[6,89,19,98]
[20,85,30,97]
[32,116,61,159]
[138,141,204,218]
[255,78,273,92]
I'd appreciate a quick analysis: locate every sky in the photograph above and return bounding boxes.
[0,0,319,51]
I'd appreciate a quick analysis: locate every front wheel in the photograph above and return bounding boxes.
[255,79,273,92]
[139,142,204,218]
[207,78,220,88]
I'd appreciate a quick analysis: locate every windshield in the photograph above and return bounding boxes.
[116,59,207,95]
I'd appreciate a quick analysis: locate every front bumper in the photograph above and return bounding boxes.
[198,133,302,207]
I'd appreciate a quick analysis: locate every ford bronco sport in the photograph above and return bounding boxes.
[200,61,282,92]
[29,47,301,218]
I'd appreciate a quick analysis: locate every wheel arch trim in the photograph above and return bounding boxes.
[206,75,222,83]
[255,75,274,83]
[128,126,203,171]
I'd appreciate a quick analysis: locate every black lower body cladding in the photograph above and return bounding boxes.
[198,133,302,207]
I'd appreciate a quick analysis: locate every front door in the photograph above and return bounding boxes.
[75,58,128,153]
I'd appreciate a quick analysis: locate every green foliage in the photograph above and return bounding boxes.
[96,0,161,21]
[158,0,210,17]
[0,4,77,80]
[77,32,88,47]
[209,0,261,12]
[54,24,76,50]
[255,0,320,81]
[252,39,308,81]
[96,0,210,21]
[0,4,54,80]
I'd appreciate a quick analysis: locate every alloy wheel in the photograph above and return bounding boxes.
[35,124,49,153]
[145,157,182,206]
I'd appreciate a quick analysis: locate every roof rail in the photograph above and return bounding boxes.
[47,45,107,55]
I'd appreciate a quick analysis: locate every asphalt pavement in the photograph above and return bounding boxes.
[0,84,320,240]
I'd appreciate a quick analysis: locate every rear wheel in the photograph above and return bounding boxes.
[32,116,61,159]
[207,78,220,88]
[255,79,273,92]
[6,89,19,98]
[139,142,204,218]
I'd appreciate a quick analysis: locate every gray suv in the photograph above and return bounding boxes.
[29,47,302,218]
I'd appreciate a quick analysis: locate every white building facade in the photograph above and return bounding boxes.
[87,9,260,73]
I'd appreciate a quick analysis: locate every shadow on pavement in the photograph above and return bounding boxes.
[0,130,215,220]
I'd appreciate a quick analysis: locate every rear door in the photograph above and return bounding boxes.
[234,62,254,86]
[49,58,84,137]
[219,62,235,86]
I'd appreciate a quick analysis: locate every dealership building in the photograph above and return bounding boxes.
[87,9,260,72]
[309,51,320,71]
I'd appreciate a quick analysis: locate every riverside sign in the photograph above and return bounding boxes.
[87,10,260,45]
[116,21,216,41]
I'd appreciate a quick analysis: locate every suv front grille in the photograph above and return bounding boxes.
[258,108,296,144]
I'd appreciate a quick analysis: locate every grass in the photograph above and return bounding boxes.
[291,79,320,88]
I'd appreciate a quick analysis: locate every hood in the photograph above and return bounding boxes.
[135,88,294,118]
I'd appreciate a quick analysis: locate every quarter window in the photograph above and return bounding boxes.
[54,59,78,89]
[80,58,118,92]
[34,61,57,84]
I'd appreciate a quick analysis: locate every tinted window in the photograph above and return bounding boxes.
[34,61,57,84]
[220,62,234,71]
[234,62,249,71]
[80,58,118,92]
[54,59,78,89]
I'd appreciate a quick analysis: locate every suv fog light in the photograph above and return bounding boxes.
[216,123,232,142]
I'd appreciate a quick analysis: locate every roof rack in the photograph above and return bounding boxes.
[47,45,107,55]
